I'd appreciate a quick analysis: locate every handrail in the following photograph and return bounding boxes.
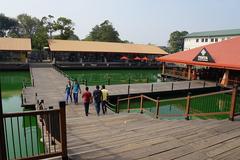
[0,101,68,160]
[191,89,232,99]
[142,95,158,103]
[115,87,238,121]
[3,109,60,118]
[105,101,116,112]
[118,95,141,102]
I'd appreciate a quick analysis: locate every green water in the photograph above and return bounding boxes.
[65,69,160,85]
[0,71,44,159]
[117,93,240,120]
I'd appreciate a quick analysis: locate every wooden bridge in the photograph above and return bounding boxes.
[21,66,217,108]
[1,65,240,160]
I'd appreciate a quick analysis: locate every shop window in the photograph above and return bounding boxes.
[211,38,214,42]
[205,38,208,42]
[196,39,199,42]
[215,38,218,42]
[201,38,204,42]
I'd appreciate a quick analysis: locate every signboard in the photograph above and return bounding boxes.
[193,48,215,63]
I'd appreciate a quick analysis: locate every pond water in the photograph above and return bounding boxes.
[117,92,239,120]
[0,71,44,159]
[65,69,160,86]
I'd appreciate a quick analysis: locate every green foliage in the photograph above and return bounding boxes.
[3,13,79,50]
[16,14,41,38]
[32,25,48,50]
[84,20,122,42]
[41,15,55,38]
[53,17,76,40]
[168,31,188,53]
[0,13,18,37]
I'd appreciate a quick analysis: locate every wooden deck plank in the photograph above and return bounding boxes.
[21,66,240,160]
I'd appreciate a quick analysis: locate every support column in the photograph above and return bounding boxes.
[220,70,229,87]
[162,62,166,75]
[187,65,192,80]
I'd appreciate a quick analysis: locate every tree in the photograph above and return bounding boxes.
[41,15,55,38]
[84,20,122,42]
[32,24,48,50]
[0,13,18,37]
[15,14,40,38]
[168,31,188,53]
[53,17,75,40]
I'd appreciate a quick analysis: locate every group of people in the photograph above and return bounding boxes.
[65,79,109,116]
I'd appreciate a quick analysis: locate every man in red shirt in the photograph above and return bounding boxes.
[82,87,92,116]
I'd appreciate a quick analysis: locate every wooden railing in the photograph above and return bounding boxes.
[0,87,68,160]
[115,86,239,121]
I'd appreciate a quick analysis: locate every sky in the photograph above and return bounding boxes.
[1,0,240,46]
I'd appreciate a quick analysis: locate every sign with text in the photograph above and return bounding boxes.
[193,48,215,63]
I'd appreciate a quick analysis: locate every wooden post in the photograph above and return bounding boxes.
[128,85,130,95]
[162,62,165,75]
[116,97,120,113]
[171,82,174,91]
[0,82,7,160]
[140,95,143,114]
[155,97,160,119]
[127,95,130,113]
[229,85,238,121]
[35,92,38,103]
[59,101,68,160]
[203,80,206,88]
[187,65,192,80]
[21,92,24,106]
[151,84,153,92]
[32,78,35,87]
[185,92,191,120]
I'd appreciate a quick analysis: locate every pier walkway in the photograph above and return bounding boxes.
[22,66,216,107]
[21,66,240,160]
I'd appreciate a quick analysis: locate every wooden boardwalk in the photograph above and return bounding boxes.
[22,67,216,107]
[51,106,240,160]
[22,66,240,160]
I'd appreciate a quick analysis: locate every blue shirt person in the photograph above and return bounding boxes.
[73,79,81,104]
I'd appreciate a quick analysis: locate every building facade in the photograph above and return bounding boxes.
[184,29,240,51]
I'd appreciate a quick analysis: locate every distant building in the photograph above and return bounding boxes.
[183,29,240,50]
[0,38,31,63]
[48,39,168,69]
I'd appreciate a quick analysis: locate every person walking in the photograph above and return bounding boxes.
[65,80,72,104]
[101,85,109,115]
[93,85,102,116]
[82,87,92,116]
[73,79,81,104]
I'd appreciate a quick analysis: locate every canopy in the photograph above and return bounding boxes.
[120,56,129,60]
[141,56,149,61]
[133,56,141,61]
[158,37,240,70]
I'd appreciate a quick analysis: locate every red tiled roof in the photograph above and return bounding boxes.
[159,36,240,70]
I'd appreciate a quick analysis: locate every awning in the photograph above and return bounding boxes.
[158,36,240,70]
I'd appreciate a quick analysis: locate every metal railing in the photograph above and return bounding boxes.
[115,86,238,121]
[0,87,68,160]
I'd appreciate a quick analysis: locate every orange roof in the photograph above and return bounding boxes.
[159,36,240,70]
[48,39,168,55]
[0,38,31,51]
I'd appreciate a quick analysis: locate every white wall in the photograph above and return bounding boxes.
[183,36,236,51]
